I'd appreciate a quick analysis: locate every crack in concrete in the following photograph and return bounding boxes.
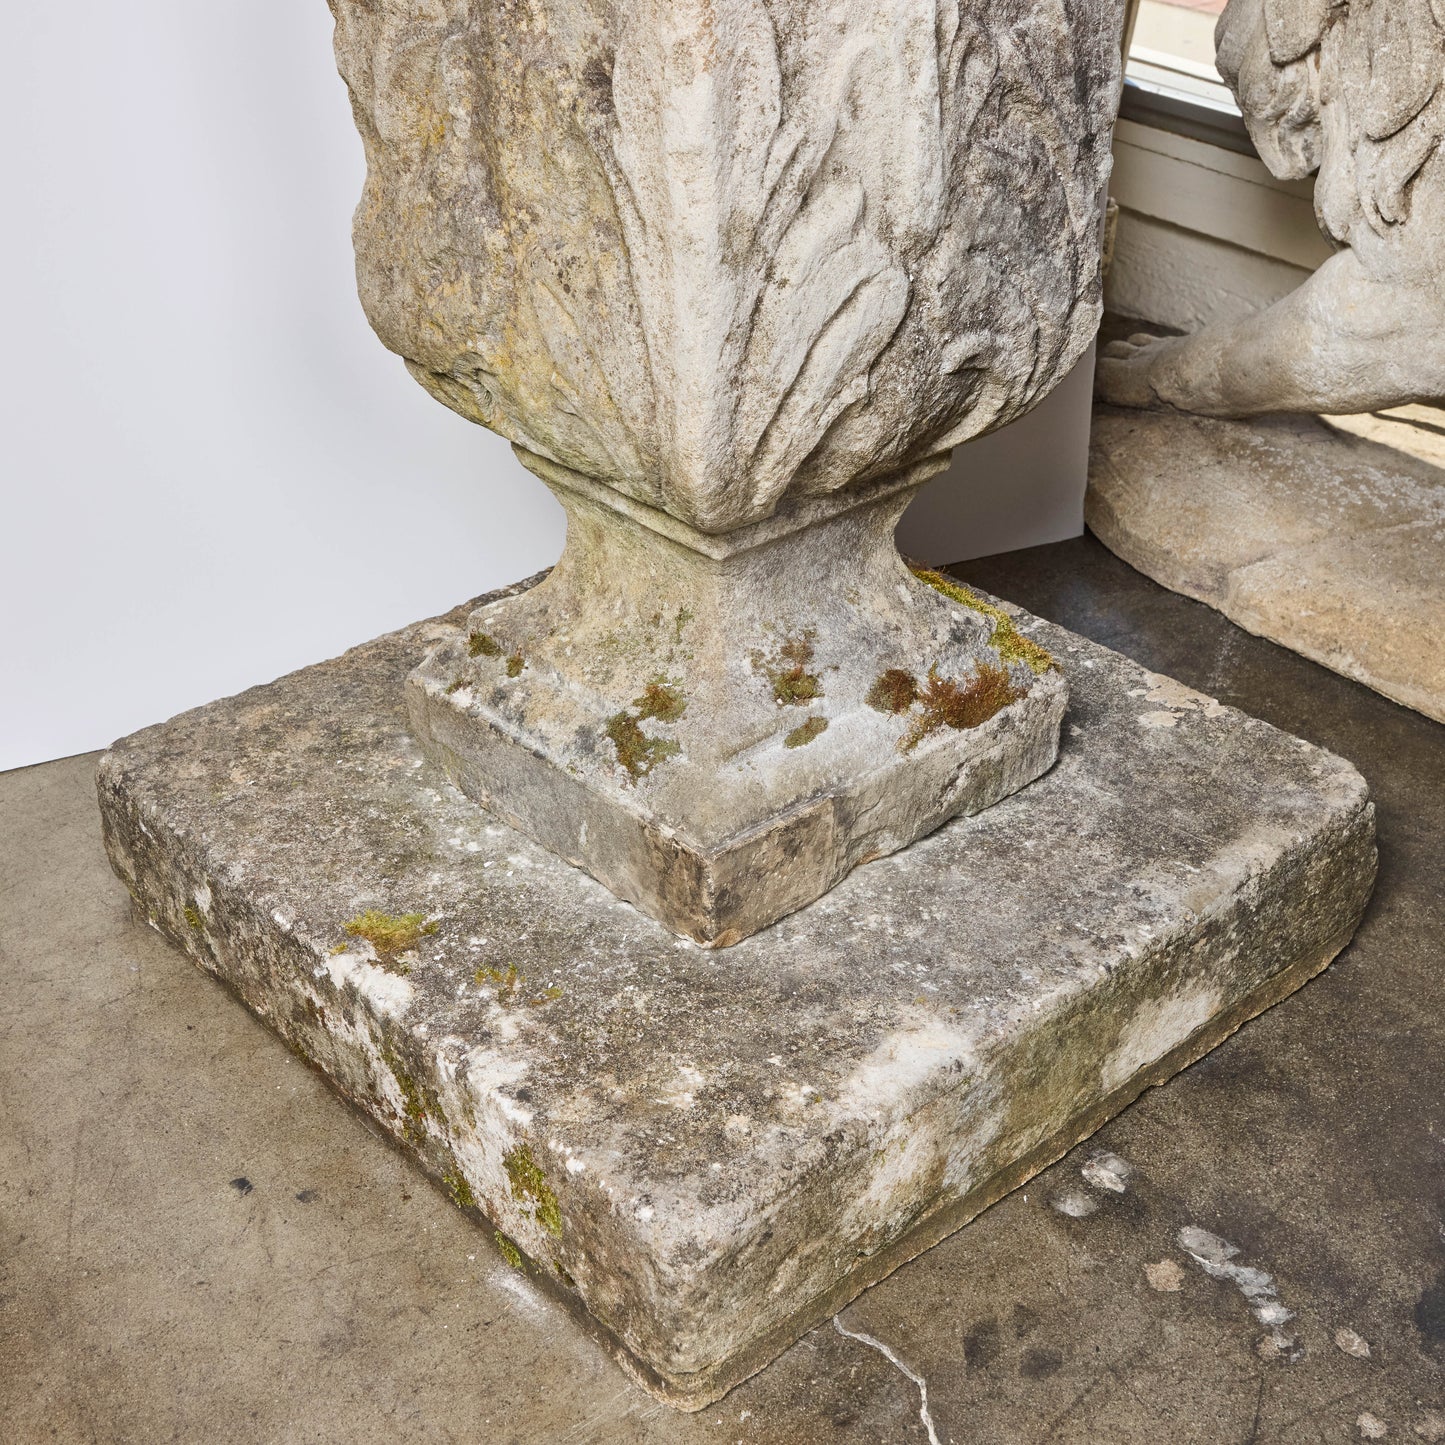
[833,1315,942,1445]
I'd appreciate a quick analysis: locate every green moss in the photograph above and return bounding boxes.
[183,904,205,932]
[673,605,694,644]
[605,710,680,781]
[476,964,523,1002]
[634,679,686,723]
[784,716,829,749]
[468,631,502,658]
[764,635,822,705]
[504,1145,563,1238]
[867,669,919,714]
[553,1258,577,1289]
[444,677,469,695]
[910,567,1056,675]
[902,663,1025,751]
[380,1042,434,1144]
[506,652,525,678]
[443,1168,476,1210]
[343,909,438,961]
[495,1231,524,1270]
[527,985,564,1006]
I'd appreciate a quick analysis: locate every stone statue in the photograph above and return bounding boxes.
[330,0,1123,942]
[1097,0,1445,416]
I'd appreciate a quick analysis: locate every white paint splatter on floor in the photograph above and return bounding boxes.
[1177,1225,1303,1361]
[1081,1151,1133,1193]
[1335,1326,1372,1358]
[833,1315,942,1445]
[1051,1191,1099,1218]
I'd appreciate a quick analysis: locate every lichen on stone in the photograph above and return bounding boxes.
[784,716,828,749]
[902,663,1025,751]
[504,1144,563,1237]
[343,909,438,962]
[477,963,523,1001]
[910,567,1056,675]
[380,1040,435,1144]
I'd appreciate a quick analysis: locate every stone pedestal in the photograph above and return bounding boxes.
[408,452,1066,945]
[1088,405,1445,724]
[98,578,1375,1411]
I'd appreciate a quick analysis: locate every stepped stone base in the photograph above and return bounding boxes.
[97,579,1376,1411]
[1088,404,1445,724]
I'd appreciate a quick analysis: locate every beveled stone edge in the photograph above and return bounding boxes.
[405,663,1068,945]
[642,903,1372,1408]
[515,446,954,559]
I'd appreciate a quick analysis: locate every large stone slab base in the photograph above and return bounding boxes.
[1088,404,1445,724]
[97,582,1376,1410]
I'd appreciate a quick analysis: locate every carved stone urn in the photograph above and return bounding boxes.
[330,0,1123,943]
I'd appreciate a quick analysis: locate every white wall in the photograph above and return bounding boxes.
[1106,118,1329,331]
[1,3,1090,773]
[896,347,1096,566]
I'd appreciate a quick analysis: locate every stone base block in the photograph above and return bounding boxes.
[408,456,1066,946]
[97,581,1376,1411]
[1088,404,1445,724]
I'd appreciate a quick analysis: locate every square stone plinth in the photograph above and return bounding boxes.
[97,580,1376,1411]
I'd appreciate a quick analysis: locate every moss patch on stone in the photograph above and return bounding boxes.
[477,963,523,1002]
[444,676,469,695]
[380,1041,436,1144]
[635,679,686,723]
[506,651,525,678]
[911,567,1056,675]
[784,716,829,749]
[343,909,437,962]
[902,663,1025,751]
[605,710,680,781]
[495,1231,524,1270]
[468,630,503,658]
[183,904,205,932]
[504,1144,563,1237]
[867,669,919,714]
[443,1167,476,1210]
[765,635,823,705]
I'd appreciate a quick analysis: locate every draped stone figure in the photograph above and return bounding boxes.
[1097,0,1445,415]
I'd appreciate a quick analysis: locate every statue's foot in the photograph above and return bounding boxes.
[1095,332,1188,410]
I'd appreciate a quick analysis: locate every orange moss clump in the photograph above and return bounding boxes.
[902,664,1024,751]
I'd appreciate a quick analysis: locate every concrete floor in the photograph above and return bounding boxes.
[3,534,1442,1444]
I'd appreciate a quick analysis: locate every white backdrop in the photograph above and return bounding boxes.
[1,2,1092,773]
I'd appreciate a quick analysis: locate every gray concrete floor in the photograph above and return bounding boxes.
[3,535,1442,1444]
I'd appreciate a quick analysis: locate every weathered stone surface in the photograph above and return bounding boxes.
[327,0,1122,934]
[408,463,1067,944]
[1096,0,1445,417]
[1088,404,1445,723]
[97,581,1375,1411]
[329,0,1122,531]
